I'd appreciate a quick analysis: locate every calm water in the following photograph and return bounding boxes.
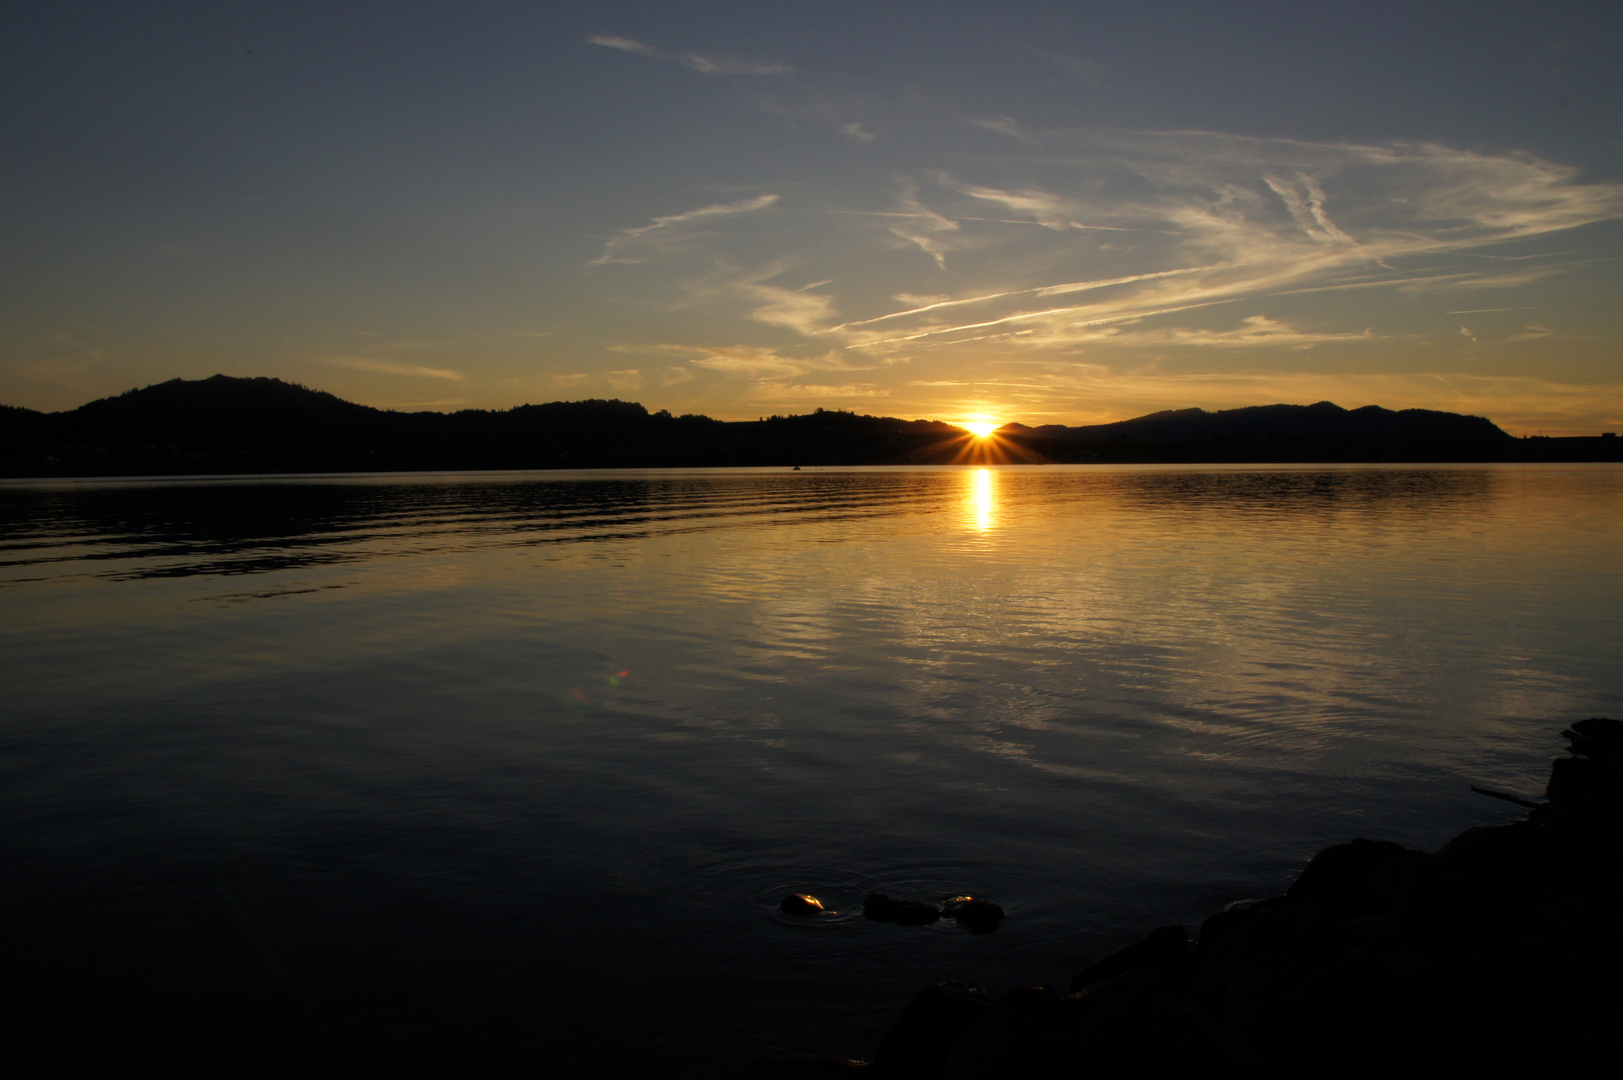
[3,465,1620,1074]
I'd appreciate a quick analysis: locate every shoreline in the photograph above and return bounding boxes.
[740,720,1623,1078]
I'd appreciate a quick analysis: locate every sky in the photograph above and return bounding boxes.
[3,2,1621,434]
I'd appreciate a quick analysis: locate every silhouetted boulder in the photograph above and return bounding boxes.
[862,894,940,926]
[1564,717,1623,756]
[941,896,1003,934]
[1070,924,1191,993]
[868,983,993,1079]
[1547,756,1623,807]
[1284,838,1410,918]
[1436,820,1550,897]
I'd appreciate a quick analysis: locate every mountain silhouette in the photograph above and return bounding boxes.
[2,375,1613,477]
[1003,401,1511,444]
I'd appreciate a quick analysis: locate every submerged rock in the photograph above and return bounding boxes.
[862,893,941,925]
[780,893,827,917]
[941,896,1005,934]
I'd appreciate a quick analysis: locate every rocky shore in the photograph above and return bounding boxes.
[740,720,1623,1078]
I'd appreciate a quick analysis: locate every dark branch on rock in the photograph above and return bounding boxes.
[1469,785,1545,809]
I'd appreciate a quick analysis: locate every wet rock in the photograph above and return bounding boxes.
[781,893,827,917]
[1069,998,1264,1080]
[942,987,1070,1079]
[862,894,941,926]
[941,896,1004,934]
[1379,846,1447,905]
[999,983,1061,1022]
[1547,756,1623,807]
[1194,898,1272,955]
[1070,925,1191,993]
[1437,821,1538,886]
[870,982,994,1079]
[1285,838,1408,918]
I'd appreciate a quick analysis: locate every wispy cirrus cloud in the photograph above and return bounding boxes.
[968,115,1037,143]
[1262,172,1358,247]
[812,134,1623,354]
[664,260,839,337]
[735,279,837,336]
[936,174,1088,230]
[878,179,959,268]
[589,194,779,266]
[584,127,1623,424]
[1061,314,1381,350]
[610,342,874,386]
[325,356,465,381]
[587,34,794,76]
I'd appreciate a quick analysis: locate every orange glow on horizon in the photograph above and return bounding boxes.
[960,420,1000,438]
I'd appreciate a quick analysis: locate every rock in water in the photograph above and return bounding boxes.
[942,895,1005,933]
[862,893,941,925]
[780,893,826,916]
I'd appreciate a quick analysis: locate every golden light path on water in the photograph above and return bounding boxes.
[965,467,996,533]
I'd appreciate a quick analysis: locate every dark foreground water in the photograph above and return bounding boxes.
[3,465,1620,1074]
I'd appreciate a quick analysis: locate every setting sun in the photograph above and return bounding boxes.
[960,420,1000,438]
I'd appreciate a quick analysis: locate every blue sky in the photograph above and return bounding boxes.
[4,1,1621,432]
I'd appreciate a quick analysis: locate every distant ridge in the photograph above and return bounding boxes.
[1,375,1614,477]
[1002,401,1512,444]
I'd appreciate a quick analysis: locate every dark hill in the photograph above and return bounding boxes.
[77,374,367,421]
[69,375,380,447]
[1008,401,1513,444]
[0,376,970,475]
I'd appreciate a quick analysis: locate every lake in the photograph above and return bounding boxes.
[3,464,1619,1075]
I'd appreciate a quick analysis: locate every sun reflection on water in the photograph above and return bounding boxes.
[965,468,996,533]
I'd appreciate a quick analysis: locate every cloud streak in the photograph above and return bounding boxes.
[590,194,780,266]
[588,34,794,76]
[809,134,1623,353]
[326,357,465,381]
[584,127,1623,424]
